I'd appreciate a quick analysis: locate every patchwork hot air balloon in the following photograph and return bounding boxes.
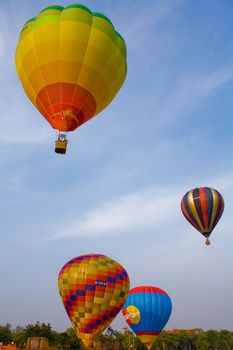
[15,4,127,154]
[58,254,130,349]
[122,286,172,350]
[181,187,224,245]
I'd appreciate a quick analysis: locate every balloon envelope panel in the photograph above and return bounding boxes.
[58,254,130,348]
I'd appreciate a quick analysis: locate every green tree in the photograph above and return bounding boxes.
[24,322,55,342]
[212,330,233,350]
[228,332,233,350]
[12,322,56,347]
[196,332,209,350]
[206,330,217,349]
[0,324,13,344]
[152,332,179,350]
[67,327,83,349]
[153,332,170,350]
[117,329,144,350]
[12,326,26,347]
[50,328,83,349]
[177,332,193,350]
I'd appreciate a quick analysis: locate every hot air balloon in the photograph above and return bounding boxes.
[15,4,127,154]
[122,286,172,350]
[58,254,130,349]
[181,187,224,245]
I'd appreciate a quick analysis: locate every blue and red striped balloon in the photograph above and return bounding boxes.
[122,286,172,350]
[181,187,224,245]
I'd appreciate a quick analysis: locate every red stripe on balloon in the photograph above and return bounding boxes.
[199,187,209,230]
[129,286,168,295]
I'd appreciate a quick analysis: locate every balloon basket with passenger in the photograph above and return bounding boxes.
[55,133,69,154]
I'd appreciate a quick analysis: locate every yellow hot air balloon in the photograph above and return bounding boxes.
[58,254,130,349]
[15,4,127,154]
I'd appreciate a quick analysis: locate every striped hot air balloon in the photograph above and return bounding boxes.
[15,4,127,154]
[58,254,130,349]
[122,286,172,350]
[181,187,224,245]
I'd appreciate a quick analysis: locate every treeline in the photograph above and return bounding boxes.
[151,329,233,350]
[1,322,233,350]
[0,323,82,349]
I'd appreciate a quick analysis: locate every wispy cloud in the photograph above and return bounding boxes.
[0,10,51,146]
[0,86,51,145]
[43,167,233,243]
[195,68,233,94]
[0,169,28,192]
[121,0,187,50]
[153,66,233,128]
[48,186,180,241]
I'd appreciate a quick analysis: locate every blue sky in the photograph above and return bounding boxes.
[1,0,233,333]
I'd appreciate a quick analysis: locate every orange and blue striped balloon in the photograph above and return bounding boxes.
[181,187,224,245]
[122,286,172,350]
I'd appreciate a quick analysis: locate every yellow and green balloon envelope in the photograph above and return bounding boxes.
[58,254,130,349]
[15,4,127,153]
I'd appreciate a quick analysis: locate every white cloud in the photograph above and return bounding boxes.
[122,0,187,50]
[195,67,233,94]
[0,85,51,145]
[44,167,233,243]
[0,9,51,146]
[153,66,233,128]
[49,187,180,241]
